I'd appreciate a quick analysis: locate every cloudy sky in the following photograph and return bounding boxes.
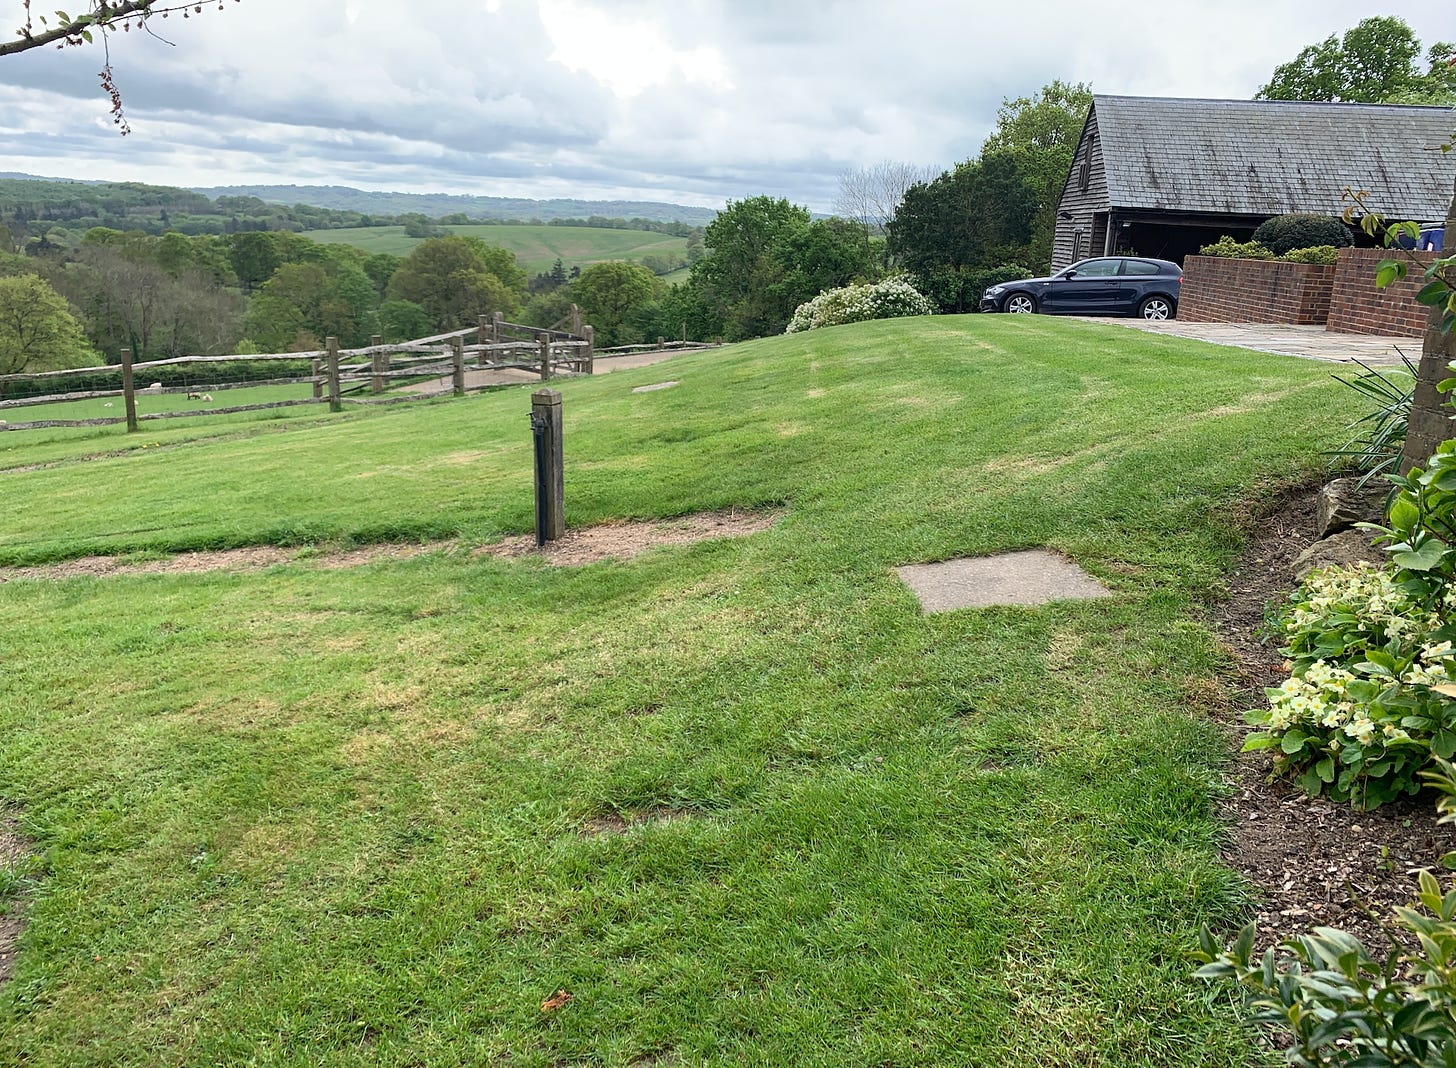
[0,0,1451,213]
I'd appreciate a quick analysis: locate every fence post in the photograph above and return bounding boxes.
[538,333,551,380]
[120,346,139,433]
[582,325,594,375]
[478,314,489,348]
[657,335,665,352]
[529,389,565,544]
[571,303,582,336]
[492,311,504,343]
[371,334,385,394]
[312,358,323,400]
[452,336,466,396]
[326,336,341,413]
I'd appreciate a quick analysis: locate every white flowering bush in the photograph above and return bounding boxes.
[1245,563,1456,807]
[784,276,935,333]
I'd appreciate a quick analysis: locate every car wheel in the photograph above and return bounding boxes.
[1138,296,1174,320]
[1005,293,1037,314]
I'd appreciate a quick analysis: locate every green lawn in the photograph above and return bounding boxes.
[305,224,690,276]
[0,315,1361,1065]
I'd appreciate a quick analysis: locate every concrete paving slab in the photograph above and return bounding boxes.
[1083,318,1417,366]
[631,381,680,394]
[897,550,1112,613]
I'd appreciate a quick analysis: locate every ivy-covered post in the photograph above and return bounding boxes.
[1402,177,1456,474]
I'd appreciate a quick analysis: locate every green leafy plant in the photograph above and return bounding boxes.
[784,275,934,332]
[1243,563,1456,808]
[1252,214,1356,256]
[1194,756,1456,1066]
[1199,236,1276,260]
[1327,352,1418,489]
[1281,245,1342,266]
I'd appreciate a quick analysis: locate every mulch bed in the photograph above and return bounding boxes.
[1214,485,1456,952]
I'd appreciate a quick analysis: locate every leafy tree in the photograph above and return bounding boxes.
[386,236,527,330]
[1257,17,1454,103]
[980,80,1093,269]
[376,300,434,344]
[572,261,657,346]
[363,253,401,297]
[521,290,577,333]
[690,196,811,340]
[0,274,89,385]
[245,259,376,351]
[769,217,877,317]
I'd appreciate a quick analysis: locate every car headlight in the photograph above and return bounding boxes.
[985,285,1005,296]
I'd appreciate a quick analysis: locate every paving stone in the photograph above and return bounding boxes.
[632,381,680,393]
[897,550,1112,613]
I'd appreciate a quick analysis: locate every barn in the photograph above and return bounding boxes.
[1052,95,1456,270]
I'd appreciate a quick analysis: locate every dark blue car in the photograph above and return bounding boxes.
[980,256,1182,319]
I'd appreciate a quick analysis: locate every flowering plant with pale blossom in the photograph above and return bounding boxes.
[1246,562,1456,807]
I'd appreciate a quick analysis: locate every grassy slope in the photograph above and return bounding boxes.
[304,224,690,275]
[0,316,1362,1066]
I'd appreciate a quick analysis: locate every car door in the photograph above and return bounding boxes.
[1042,258,1121,313]
[1117,259,1166,311]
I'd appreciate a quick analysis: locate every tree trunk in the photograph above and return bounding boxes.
[1400,176,1456,474]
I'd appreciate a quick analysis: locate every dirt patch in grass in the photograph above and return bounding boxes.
[0,509,782,581]
[0,811,34,989]
[1215,484,1456,952]
[474,508,782,567]
[582,807,700,837]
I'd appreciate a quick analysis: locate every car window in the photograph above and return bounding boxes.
[1072,259,1119,277]
[1122,260,1163,276]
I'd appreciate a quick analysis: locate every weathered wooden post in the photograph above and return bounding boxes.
[478,314,490,349]
[120,346,139,433]
[311,358,323,400]
[529,389,564,545]
[582,325,594,375]
[570,303,583,336]
[657,335,666,353]
[451,336,466,396]
[492,311,504,343]
[370,334,385,394]
[326,336,341,413]
[538,333,551,380]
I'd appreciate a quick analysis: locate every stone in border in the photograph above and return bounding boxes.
[632,381,679,394]
[897,549,1112,613]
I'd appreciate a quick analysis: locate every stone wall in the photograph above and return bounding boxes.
[1178,256,1334,325]
[1326,246,1438,338]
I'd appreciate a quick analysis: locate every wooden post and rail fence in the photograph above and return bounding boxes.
[0,313,722,433]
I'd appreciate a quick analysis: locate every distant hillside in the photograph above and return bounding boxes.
[193,184,721,226]
[305,224,692,276]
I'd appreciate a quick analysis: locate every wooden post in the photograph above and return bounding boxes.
[538,333,551,380]
[120,347,139,433]
[530,389,565,544]
[492,311,504,343]
[582,325,594,375]
[370,334,385,394]
[311,358,323,400]
[478,315,490,348]
[452,336,466,396]
[571,303,583,336]
[326,336,341,413]
[657,335,665,352]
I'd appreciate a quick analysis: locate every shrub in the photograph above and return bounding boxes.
[1280,244,1341,265]
[1326,352,1417,488]
[1193,758,1456,1066]
[1252,214,1355,256]
[785,276,935,333]
[1199,236,1275,260]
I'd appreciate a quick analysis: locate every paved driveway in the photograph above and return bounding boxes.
[1083,318,1419,366]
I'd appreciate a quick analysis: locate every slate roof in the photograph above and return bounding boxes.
[1093,95,1456,220]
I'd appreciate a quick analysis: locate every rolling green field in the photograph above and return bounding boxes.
[0,316,1363,1065]
[304,224,691,276]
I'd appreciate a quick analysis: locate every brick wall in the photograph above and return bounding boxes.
[1178,256,1334,325]
[1326,247,1437,337]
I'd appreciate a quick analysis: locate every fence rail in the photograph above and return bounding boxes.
[0,314,608,432]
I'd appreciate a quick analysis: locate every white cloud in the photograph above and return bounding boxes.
[0,0,1451,212]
